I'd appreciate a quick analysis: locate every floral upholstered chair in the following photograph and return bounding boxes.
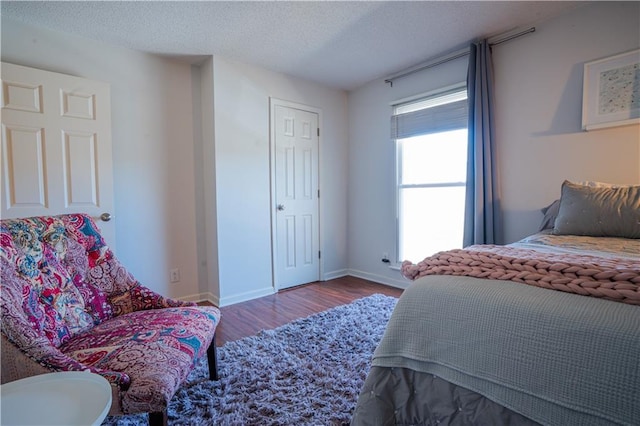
[0,213,221,425]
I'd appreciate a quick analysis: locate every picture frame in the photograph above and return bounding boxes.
[582,48,640,131]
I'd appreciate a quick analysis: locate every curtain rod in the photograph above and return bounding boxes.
[384,27,536,86]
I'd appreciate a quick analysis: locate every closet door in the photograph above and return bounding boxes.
[272,101,320,290]
[1,62,116,248]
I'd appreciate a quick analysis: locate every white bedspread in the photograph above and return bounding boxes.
[373,275,640,425]
[514,231,640,260]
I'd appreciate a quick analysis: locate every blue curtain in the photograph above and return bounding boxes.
[463,40,504,247]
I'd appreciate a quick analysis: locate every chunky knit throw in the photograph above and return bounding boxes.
[401,245,640,305]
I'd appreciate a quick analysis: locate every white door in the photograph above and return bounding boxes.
[272,101,320,290]
[1,62,116,248]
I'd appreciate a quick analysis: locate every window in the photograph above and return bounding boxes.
[392,86,468,263]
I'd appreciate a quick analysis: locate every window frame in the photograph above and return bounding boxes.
[392,82,468,265]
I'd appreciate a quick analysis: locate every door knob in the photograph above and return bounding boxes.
[100,212,113,222]
[277,204,285,211]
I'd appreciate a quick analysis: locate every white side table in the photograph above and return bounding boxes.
[1,371,112,426]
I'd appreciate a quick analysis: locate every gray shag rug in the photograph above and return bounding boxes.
[102,293,397,426]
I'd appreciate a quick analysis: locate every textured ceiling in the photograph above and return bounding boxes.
[1,1,583,90]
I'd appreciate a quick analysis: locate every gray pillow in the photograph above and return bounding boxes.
[539,199,560,231]
[552,180,640,239]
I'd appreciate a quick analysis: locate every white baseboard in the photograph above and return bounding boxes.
[323,268,349,281]
[347,269,410,290]
[178,271,407,307]
[180,287,276,307]
[179,292,219,306]
[218,286,276,307]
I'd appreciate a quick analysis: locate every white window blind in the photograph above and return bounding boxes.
[391,90,468,139]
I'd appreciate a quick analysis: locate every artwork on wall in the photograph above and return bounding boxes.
[582,48,640,131]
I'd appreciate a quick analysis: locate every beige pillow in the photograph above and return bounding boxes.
[552,180,640,239]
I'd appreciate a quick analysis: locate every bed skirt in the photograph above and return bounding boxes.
[351,366,539,426]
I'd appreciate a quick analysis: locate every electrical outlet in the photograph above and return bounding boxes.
[170,268,181,283]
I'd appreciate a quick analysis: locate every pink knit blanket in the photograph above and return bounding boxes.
[401,245,640,305]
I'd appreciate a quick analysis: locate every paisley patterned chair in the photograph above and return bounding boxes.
[0,213,221,425]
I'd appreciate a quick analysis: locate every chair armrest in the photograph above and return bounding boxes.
[90,257,194,316]
[130,284,196,311]
[1,332,131,390]
[108,283,195,316]
[0,263,130,390]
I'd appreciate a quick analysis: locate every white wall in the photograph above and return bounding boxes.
[196,58,221,303]
[208,57,349,306]
[1,18,349,307]
[347,1,640,289]
[347,57,468,288]
[2,18,202,300]
[494,1,640,242]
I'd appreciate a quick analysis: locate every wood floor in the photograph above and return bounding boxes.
[213,276,403,346]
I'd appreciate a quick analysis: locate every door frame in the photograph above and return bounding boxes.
[269,97,323,291]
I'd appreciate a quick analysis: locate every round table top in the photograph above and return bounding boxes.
[1,371,112,426]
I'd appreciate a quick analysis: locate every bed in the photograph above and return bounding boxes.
[351,181,640,426]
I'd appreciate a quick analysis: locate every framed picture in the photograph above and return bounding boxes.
[582,49,640,131]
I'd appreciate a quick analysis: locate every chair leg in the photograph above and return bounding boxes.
[148,410,167,426]
[207,334,219,381]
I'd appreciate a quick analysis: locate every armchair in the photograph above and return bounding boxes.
[0,214,220,425]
